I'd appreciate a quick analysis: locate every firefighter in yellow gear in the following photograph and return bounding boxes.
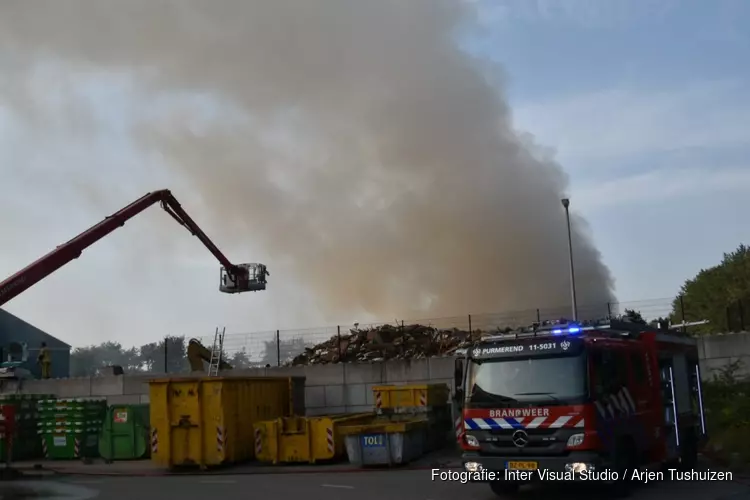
[37,342,51,379]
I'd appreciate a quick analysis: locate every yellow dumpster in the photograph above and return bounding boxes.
[149,376,300,468]
[254,413,374,464]
[372,384,449,411]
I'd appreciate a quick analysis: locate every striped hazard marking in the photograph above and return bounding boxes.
[375,391,382,409]
[326,427,334,454]
[465,414,585,430]
[216,426,226,454]
[151,428,158,454]
[254,428,262,456]
[595,388,638,420]
[419,390,427,407]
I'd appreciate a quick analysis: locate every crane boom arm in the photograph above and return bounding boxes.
[158,191,236,271]
[0,189,245,307]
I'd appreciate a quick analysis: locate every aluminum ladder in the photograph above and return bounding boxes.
[208,327,225,376]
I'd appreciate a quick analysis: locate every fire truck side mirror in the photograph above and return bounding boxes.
[454,358,464,397]
[454,388,464,405]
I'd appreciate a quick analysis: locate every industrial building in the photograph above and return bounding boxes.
[0,308,70,379]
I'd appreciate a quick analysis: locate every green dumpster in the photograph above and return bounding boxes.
[37,398,106,460]
[99,404,150,461]
[39,428,100,460]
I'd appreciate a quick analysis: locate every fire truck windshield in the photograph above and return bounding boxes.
[466,352,587,406]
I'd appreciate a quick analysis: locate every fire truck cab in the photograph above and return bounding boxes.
[453,318,707,496]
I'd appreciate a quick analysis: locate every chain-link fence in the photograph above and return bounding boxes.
[175,297,688,370]
[70,295,749,375]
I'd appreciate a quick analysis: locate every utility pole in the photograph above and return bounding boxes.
[561,198,578,321]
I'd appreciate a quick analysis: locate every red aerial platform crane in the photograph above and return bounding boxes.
[0,189,268,307]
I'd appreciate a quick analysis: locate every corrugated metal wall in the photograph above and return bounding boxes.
[0,309,70,378]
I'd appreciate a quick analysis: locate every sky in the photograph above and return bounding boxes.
[471,0,750,306]
[0,0,748,354]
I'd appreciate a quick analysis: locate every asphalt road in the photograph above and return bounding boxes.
[3,464,749,500]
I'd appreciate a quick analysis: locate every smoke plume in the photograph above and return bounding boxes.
[0,0,615,320]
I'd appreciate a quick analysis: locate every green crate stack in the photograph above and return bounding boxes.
[0,394,52,461]
[37,398,106,460]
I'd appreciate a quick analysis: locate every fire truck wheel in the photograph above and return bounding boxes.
[608,439,637,498]
[490,481,520,497]
[679,431,698,469]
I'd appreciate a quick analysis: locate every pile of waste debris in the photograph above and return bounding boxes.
[289,323,490,365]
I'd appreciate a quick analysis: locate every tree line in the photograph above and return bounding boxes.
[573,245,749,333]
[671,244,749,333]
[69,335,307,376]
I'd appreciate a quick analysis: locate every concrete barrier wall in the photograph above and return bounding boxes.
[0,357,458,415]
[3,331,749,414]
[696,332,750,379]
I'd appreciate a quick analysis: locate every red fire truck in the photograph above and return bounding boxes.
[453,318,707,497]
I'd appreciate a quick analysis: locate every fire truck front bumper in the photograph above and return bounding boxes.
[461,452,610,483]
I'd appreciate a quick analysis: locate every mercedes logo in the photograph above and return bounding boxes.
[511,430,529,448]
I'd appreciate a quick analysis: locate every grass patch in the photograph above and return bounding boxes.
[703,360,750,470]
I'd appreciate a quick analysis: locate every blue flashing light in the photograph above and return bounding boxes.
[551,325,581,335]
